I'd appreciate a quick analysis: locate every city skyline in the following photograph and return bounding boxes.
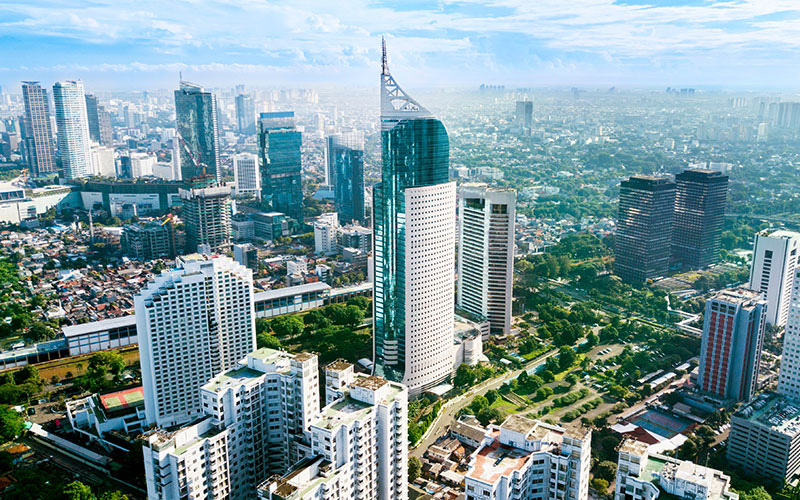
[2,1,800,90]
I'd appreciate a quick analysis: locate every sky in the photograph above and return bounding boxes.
[1,0,800,91]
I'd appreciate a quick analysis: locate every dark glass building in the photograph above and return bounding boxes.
[21,82,55,176]
[174,81,220,183]
[671,169,729,270]
[327,131,365,225]
[259,111,303,221]
[614,175,676,283]
[374,41,456,395]
[85,94,113,146]
[235,94,256,135]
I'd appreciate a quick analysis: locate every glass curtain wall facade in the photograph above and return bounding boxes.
[327,131,365,225]
[671,169,729,270]
[259,111,303,221]
[174,81,220,184]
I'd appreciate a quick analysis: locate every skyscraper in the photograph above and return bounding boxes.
[136,255,255,428]
[21,82,55,176]
[614,175,676,283]
[179,183,232,253]
[749,230,800,327]
[777,266,800,399]
[671,169,729,270]
[259,111,302,221]
[697,288,766,403]
[233,152,260,198]
[175,81,220,183]
[53,80,94,180]
[515,100,533,130]
[84,93,113,145]
[235,93,256,135]
[327,131,365,225]
[373,41,457,395]
[457,183,516,336]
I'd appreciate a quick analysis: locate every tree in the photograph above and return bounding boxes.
[256,332,282,350]
[559,346,577,371]
[591,478,609,496]
[454,364,476,387]
[594,460,617,481]
[477,407,503,427]
[739,487,773,500]
[485,389,499,405]
[469,395,490,414]
[62,481,95,500]
[271,316,304,338]
[565,374,579,386]
[586,332,599,347]
[0,406,24,443]
[255,317,271,335]
[408,456,422,482]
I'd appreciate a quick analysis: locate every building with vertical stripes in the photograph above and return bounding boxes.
[749,230,800,327]
[21,82,56,176]
[697,288,766,402]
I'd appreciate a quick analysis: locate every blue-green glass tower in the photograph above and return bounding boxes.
[373,41,451,391]
[174,81,220,184]
[259,111,303,222]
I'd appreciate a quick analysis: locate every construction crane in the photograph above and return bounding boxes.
[175,132,208,180]
[161,213,177,259]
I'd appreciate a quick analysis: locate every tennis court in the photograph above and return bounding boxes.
[630,408,692,438]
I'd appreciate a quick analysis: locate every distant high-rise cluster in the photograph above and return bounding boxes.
[614,168,729,283]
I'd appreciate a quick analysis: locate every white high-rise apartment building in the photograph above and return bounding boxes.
[234,152,261,198]
[464,414,591,500]
[314,212,339,256]
[143,348,320,500]
[90,145,115,177]
[52,80,94,180]
[615,438,738,500]
[258,365,408,500]
[457,183,516,336]
[129,151,156,178]
[749,230,800,326]
[777,266,800,398]
[136,255,255,428]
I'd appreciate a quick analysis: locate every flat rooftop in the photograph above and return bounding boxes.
[467,432,532,485]
[253,281,330,302]
[62,314,136,338]
[99,386,144,413]
[204,366,263,393]
[501,414,539,435]
[352,375,388,391]
[712,288,762,305]
[325,360,352,371]
[737,392,800,436]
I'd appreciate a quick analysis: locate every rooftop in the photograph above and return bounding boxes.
[711,288,762,305]
[253,282,330,302]
[353,375,388,391]
[98,386,144,413]
[204,366,263,393]
[325,360,352,372]
[62,314,136,338]
[736,392,800,436]
[466,432,533,485]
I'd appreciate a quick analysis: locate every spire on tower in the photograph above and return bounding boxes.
[380,38,431,127]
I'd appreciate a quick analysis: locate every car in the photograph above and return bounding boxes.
[27,407,36,416]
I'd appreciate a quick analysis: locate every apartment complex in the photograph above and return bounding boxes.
[136,255,255,428]
[614,176,676,283]
[53,80,94,180]
[777,266,800,399]
[464,415,591,500]
[615,438,738,500]
[258,366,408,500]
[749,230,800,326]
[121,222,175,261]
[457,183,516,336]
[179,183,232,253]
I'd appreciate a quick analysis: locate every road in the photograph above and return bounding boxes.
[410,347,560,458]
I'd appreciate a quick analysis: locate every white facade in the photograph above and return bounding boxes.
[286,258,308,277]
[234,152,261,198]
[90,145,115,177]
[616,438,738,500]
[53,80,93,180]
[143,348,320,500]
[258,372,408,500]
[315,221,338,255]
[749,230,800,326]
[778,266,800,399]
[457,183,516,336]
[402,181,456,394]
[129,151,157,178]
[135,255,256,428]
[465,415,591,500]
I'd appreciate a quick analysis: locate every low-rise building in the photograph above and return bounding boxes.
[464,415,591,500]
[615,438,737,500]
[66,386,147,452]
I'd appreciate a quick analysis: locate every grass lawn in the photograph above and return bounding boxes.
[491,397,524,414]
[3,345,140,381]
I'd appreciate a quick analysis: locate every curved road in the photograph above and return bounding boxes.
[410,347,560,458]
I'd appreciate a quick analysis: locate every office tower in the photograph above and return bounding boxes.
[21,82,55,176]
[727,392,800,484]
[179,183,232,253]
[373,41,457,395]
[143,348,320,500]
[777,267,800,399]
[697,288,766,402]
[515,100,533,129]
[135,255,255,428]
[464,415,591,500]
[235,94,256,135]
[84,93,112,145]
[671,169,729,270]
[258,368,408,500]
[314,212,338,256]
[175,81,220,183]
[233,152,260,198]
[615,438,737,500]
[327,131,366,225]
[614,175,676,283]
[53,80,94,180]
[253,211,289,242]
[90,145,115,177]
[749,230,800,327]
[259,111,303,221]
[122,222,175,260]
[457,183,516,336]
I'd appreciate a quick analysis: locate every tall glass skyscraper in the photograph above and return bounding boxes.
[373,41,456,395]
[174,81,220,183]
[21,82,55,176]
[235,94,256,135]
[259,111,303,221]
[53,80,93,180]
[85,93,113,146]
[327,131,365,225]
